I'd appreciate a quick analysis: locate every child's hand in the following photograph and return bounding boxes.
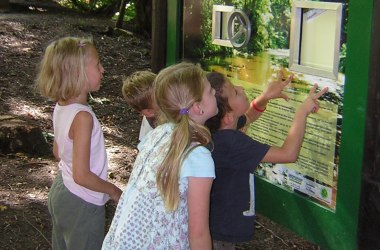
[300,84,329,115]
[110,185,122,204]
[246,69,294,125]
[262,69,293,102]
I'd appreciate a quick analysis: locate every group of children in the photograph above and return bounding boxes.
[36,36,328,249]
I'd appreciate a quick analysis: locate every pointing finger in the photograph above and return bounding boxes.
[277,69,284,80]
[308,84,318,97]
[314,87,329,99]
[282,74,294,86]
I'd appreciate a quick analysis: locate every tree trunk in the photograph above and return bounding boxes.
[116,0,130,28]
[0,115,51,156]
[151,0,167,73]
[134,0,152,36]
[0,0,10,12]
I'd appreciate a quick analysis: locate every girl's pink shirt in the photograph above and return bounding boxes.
[53,103,109,205]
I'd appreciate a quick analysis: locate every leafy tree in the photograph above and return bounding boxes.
[200,0,233,58]
[60,0,152,37]
[243,0,272,54]
[116,0,131,28]
[198,0,291,56]
[267,0,291,49]
[61,0,120,16]
[115,0,152,37]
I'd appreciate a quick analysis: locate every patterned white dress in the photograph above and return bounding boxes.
[102,123,215,250]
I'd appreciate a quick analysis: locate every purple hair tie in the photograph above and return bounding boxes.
[179,108,189,115]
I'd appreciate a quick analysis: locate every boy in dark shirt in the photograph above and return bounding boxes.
[205,71,328,249]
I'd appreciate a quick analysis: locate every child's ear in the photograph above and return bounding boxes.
[141,108,155,118]
[191,102,203,115]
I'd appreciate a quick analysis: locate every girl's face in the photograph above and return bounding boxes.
[85,47,104,92]
[223,79,249,117]
[199,79,218,122]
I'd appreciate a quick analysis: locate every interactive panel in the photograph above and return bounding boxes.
[183,0,344,212]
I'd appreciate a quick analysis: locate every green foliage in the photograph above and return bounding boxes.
[59,0,119,15]
[339,43,346,73]
[243,0,271,54]
[123,2,135,21]
[244,0,291,54]
[198,0,291,57]
[112,2,135,22]
[270,55,288,68]
[267,0,291,49]
[59,0,76,9]
[200,0,233,58]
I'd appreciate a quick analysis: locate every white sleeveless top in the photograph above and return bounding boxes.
[53,103,109,206]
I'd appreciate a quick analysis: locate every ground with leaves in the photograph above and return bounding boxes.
[0,1,319,249]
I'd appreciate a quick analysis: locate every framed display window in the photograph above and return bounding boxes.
[289,1,343,79]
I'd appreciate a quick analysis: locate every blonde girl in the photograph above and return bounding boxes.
[102,62,218,249]
[36,36,122,250]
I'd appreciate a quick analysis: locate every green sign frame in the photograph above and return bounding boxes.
[166,0,373,248]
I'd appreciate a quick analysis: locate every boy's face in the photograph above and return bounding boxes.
[142,93,160,119]
[150,98,160,117]
[199,79,218,121]
[223,80,249,117]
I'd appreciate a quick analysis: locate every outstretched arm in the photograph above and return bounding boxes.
[245,70,293,125]
[187,177,213,250]
[262,84,328,163]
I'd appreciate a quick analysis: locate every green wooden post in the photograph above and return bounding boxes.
[334,0,373,248]
[166,0,182,65]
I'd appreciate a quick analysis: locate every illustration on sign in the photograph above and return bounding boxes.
[183,0,346,211]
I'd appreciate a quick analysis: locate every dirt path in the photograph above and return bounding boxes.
[0,1,318,249]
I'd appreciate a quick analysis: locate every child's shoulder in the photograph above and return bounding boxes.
[54,103,96,123]
[55,102,92,112]
[138,122,174,150]
[212,129,267,152]
[212,129,249,148]
[212,129,248,141]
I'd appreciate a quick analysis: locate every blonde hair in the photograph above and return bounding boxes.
[35,37,95,101]
[155,62,212,211]
[121,71,156,111]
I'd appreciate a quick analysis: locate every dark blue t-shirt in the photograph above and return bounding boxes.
[210,129,270,243]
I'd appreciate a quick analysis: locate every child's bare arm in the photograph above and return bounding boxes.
[245,70,293,125]
[70,111,122,203]
[262,84,328,163]
[53,140,60,160]
[187,177,213,250]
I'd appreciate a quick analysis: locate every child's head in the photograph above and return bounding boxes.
[36,36,104,102]
[121,71,158,117]
[205,72,249,133]
[154,62,217,211]
[154,62,217,128]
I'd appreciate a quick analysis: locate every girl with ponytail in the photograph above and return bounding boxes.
[103,62,218,250]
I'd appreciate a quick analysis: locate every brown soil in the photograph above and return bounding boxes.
[0,1,319,249]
